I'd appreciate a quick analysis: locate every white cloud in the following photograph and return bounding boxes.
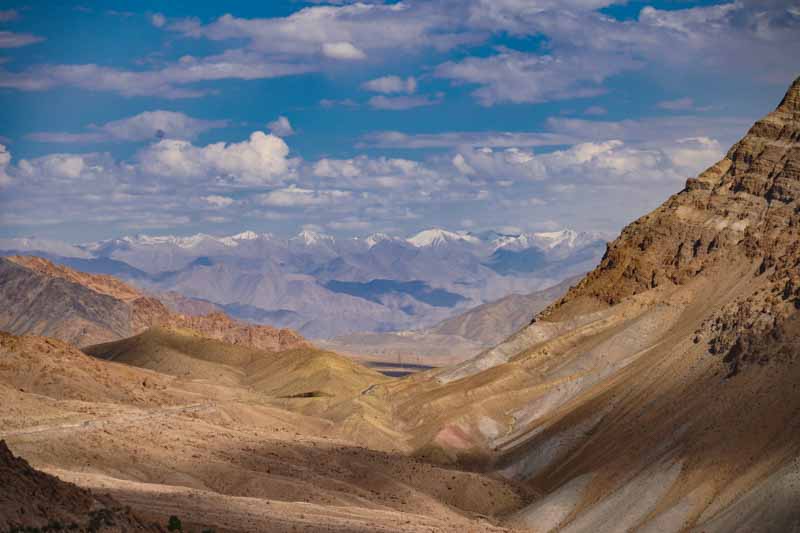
[138,131,295,185]
[175,4,482,59]
[150,12,166,28]
[322,41,366,60]
[257,185,352,207]
[545,115,750,147]
[17,153,94,181]
[584,105,607,116]
[312,155,441,190]
[267,116,295,137]
[26,132,105,143]
[30,110,227,144]
[360,130,577,149]
[368,94,441,110]
[436,50,635,105]
[451,135,724,185]
[0,31,43,48]
[0,50,314,98]
[657,97,695,111]
[202,195,235,208]
[103,110,226,141]
[362,75,417,94]
[0,144,11,187]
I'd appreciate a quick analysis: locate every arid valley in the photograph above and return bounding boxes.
[2,2,800,532]
[1,75,800,531]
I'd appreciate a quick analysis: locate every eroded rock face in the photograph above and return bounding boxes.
[160,311,308,352]
[0,256,308,351]
[544,76,800,374]
[0,440,161,532]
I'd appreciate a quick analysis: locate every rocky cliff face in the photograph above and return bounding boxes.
[0,256,308,351]
[544,76,800,375]
[159,311,308,352]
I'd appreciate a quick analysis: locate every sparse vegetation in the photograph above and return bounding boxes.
[167,515,183,532]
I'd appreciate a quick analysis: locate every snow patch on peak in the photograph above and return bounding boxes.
[220,230,265,246]
[293,229,335,247]
[365,233,392,248]
[408,228,480,248]
[532,229,580,250]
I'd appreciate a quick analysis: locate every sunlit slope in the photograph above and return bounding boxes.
[85,326,389,401]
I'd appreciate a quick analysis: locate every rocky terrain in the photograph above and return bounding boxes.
[0,255,308,351]
[0,330,527,532]
[0,440,161,532]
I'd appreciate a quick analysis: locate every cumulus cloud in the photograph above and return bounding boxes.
[138,131,295,185]
[362,75,417,94]
[451,136,723,185]
[202,195,235,208]
[322,42,366,60]
[313,155,441,190]
[267,116,295,137]
[0,144,11,186]
[17,153,98,181]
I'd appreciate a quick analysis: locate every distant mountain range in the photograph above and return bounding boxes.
[322,275,579,366]
[0,227,609,338]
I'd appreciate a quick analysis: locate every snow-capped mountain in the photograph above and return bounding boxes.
[1,227,609,338]
[407,228,481,248]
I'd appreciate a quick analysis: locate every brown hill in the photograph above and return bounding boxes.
[0,440,161,532]
[84,327,387,402]
[0,256,307,351]
[348,75,800,531]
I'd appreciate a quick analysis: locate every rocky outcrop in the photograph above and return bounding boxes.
[543,76,800,375]
[160,311,308,352]
[0,440,161,532]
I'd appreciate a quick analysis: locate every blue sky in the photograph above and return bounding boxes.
[0,0,798,242]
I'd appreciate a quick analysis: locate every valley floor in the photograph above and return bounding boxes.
[0,333,530,532]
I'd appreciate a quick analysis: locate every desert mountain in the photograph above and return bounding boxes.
[340,75,800,531]
[322,275,579,366]
[0,255,307,351]
[1,227,607,338]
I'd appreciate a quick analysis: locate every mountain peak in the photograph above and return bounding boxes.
[407,228,479,247]
[292,229,335,246]
[777,75,800,113]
